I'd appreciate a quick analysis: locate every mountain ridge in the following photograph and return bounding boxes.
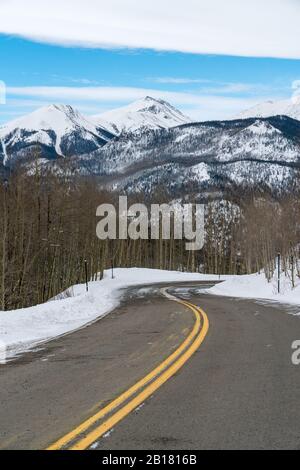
[1,99,300,198]
[0,97,192,167]
[74,115,300,195]
[91,96,191,134]
[0,103,116,167]
[237,95,300,121]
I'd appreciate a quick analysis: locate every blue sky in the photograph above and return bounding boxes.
[0,0,300,124]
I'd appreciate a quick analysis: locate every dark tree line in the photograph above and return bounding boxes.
[1,167,300,311]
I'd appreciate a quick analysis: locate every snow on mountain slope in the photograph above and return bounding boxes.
[0,104,115,166]
[237,95,300,121]
[2,98,300,197]
[215,119,299,163]
[75,115,300,195]
[84,116,300,174]
[91,96,191,134]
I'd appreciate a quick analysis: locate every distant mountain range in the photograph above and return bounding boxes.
[76,115,300,196]
[237,95,300,121]
[0,97,191,168]
[1,96,300,196]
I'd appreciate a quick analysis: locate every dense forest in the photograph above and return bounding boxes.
[1,167,300,310]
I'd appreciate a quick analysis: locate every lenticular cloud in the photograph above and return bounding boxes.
[0,0,300,59]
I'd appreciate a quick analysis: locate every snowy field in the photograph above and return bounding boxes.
[1,268,300,363]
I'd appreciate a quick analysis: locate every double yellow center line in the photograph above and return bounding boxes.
[47,289,209,451]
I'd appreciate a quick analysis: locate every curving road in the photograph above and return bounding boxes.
[0,282,300,450]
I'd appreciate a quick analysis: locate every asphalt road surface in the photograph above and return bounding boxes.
[0,282,300,450]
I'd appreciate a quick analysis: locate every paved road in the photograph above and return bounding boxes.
[0,283,300,450]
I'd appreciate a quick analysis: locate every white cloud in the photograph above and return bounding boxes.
[6,85,269,121]
[7,86,205,104]
[1,0,300,58]
[150,77,211,84]
[6,85,256,108]
[0,80,6,105]
[149,79,279,96]
[200,83,267,95]
[292,80,300,96]
[69,78,101,85]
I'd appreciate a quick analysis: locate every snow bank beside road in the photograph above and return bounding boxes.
[207,271,300,307]
[3,267,299,364]
[0,268,221,363]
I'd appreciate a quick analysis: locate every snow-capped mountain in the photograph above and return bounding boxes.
[2,97,300,197]
[0,104,115,167]
[76,116,300,195]
[91,96,191,134]
[237,95,300,121]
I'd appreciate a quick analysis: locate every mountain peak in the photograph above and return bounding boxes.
[141,96,168,106]
[237,96,300,121]
[0,103,115,164]
[244,119,281,136]
[45,103,80,117]
[144,95,157,102]
[47,103,72,111]
[92,97,191,134]
[135,96,176,109]
[2,103,89,134]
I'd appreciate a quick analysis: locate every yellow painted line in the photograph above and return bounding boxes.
[47,293,205,450]
[48,298,209,450]
[70,300,209,450]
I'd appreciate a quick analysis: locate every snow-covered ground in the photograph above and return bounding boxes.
[0,268,221,363]
[208,271,300,306]
[1,267,300,364]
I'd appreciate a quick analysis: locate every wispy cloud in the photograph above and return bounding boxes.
[199,82,276,95]
[292,80,300,96]
[1,0,300,59]
[4,78,296,124]
[0,81,6,105]
[70,78,99,85]
[5,85,271,122]
[148,78,277,96]
[50,74,105,86]
[6,85,258,107]
[149,77,211,85]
